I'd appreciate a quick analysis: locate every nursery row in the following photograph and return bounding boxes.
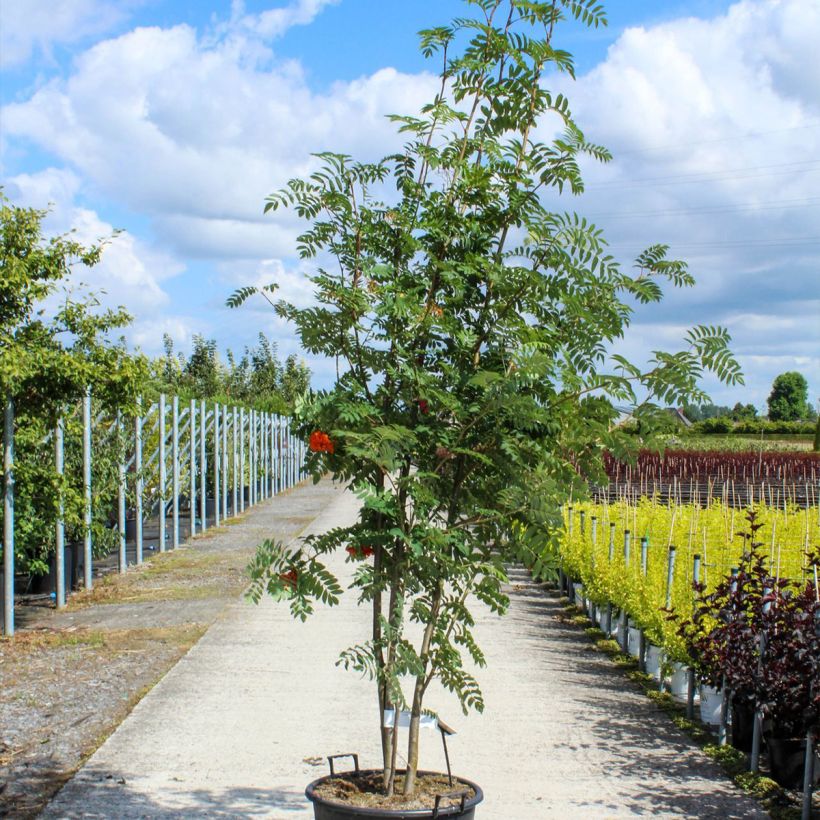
[559,502,819,798]
[603,449,820,483]
[593,478,818,509]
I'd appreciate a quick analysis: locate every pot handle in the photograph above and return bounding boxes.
[432,789,468,818]
[327,753,360,777]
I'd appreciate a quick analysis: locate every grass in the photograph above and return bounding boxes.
[559,597,810,820]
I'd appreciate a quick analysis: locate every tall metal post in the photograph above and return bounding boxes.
[135,398,143,565]
[260,412,265,498]
[117,410,127,571]
[55,416,66,607]
[279,415,284,493]
[190,398,196,537]
[200,400,207,531]
[240,408,246,512]
[221,403,228,520]
[213,403,220,526]
[250,410,256,506]
[159,393,167,552]
[3,397,14,635]
[686,554,701,719]
[172,395,179,549]
[232,406,238,515]
[83,389,93,588]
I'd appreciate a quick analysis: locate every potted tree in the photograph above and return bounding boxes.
[756,578,820,788]
[236,1,742,814]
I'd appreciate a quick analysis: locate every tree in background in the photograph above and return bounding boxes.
[151,331,310,413]
[682,403,732,422]
[0,193,146,574]
[731,402,757,421]
[767,371,810,421]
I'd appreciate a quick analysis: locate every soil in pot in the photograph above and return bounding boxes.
[307,770,482,818]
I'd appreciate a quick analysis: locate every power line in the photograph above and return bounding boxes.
[584,160,820,189]
[583,197,820,221]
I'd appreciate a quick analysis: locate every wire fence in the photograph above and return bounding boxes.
[1,392,306,635]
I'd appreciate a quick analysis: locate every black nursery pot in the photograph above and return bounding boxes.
[306,770,484,820]
[730,700,755,753]
[766,736,808,790]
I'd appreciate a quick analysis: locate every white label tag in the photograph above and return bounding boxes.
[382,709,438,731]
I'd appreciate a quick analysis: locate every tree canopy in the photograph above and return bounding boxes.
[767,371,810,421]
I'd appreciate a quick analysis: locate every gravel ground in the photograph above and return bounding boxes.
[0,478,337,819]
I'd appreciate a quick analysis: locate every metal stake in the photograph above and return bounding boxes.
[135,398,143,564]
[232,405,238,515]
[159,393,167,552]
[172,396,179,549]
[83,389,93,587]
[214,403,220,527]
[55,416,66,607]
[117,410,127,570]
[200,400,207,531]
[190,399,196,537]
[3,396,14,635]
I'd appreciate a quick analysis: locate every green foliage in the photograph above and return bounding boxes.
[150,331,310,414]
[238,0,741,795]
[767,371,810,421]
[0,193,147,573]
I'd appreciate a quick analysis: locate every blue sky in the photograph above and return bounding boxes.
[2,0,819,411]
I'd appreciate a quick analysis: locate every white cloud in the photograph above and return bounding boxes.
[539,0,820,406]
[225,0,340,40]
[0,0,135,68]
[2,0,818,403]
[7,167,184,326]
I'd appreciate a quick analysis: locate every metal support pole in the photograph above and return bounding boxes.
[190,399,196,537]
[263,412,269,499]
[750,585,771,773]
[802,730,815,820]
[269,412,274,495]
[135,398,143,565]
[200,400,207,532]
[240,408,245,511]
[221,404,228,520]
[172,396,179,549]
[55,416,66,607]
[83,389,93,588]
[159,393,167,552]
[687,553,701,720]
[117,410,127,571]
[213,403,220,527]
[639,536,649,671]
[232,406,238,515]
[251,410,256,506]
[3,397,14,635]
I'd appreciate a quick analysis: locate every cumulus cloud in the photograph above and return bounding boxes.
[0,0,135,69]
[2,0,818,403]
[6,168,189,352]
[539,0,820,406]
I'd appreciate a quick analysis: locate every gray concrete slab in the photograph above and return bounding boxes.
[42,483,766,819]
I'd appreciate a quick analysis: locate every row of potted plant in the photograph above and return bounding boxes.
[565,509,820,790]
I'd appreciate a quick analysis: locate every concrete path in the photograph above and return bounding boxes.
[43,482,766,819]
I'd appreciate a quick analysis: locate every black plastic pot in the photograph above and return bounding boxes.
[29,544,81,595]
[306,769,483,820]
[730,699,755,753]
[766,735,807,790]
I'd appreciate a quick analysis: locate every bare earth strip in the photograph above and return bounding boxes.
[0,478,339,819]
[37,484,768,819]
